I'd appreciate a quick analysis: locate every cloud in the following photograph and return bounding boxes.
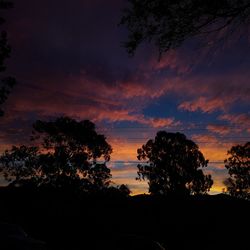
[140,116,180,128]
[192,134,219,144]
[178,96,231,113]
[219,113,250,133]
[191,133,233,169]
[108,161,148,194]
[2,0,250,195]
[5,70,182,130]
[206,124,231,135]
[204,168,228,194]
[149,50,192,74]
[177,71,250,114]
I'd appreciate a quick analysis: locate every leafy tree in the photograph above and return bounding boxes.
[0,0,16,115]
[0,117,113,191]
[118,184,131,196]
[120,0,250,55]
[137,131,213,196]
[223,142,250,200]
[87,163,112,190]
[0,145,40,187]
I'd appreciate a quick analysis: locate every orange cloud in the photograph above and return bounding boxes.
[108,162,148,195]
[113,177,148,195]
[108,139,141,162]
[192,133,232,167]
[204,168,228,194]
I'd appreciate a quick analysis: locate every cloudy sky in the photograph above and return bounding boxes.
[0,0,249,194]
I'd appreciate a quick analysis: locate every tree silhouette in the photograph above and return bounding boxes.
[137,131,213,196]
[223,142,250,200]
[0,0,15,115]
[118,184,131,196]
[0,117,113,191]
[120,0,250,55]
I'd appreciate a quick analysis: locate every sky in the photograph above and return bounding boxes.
[0,0,249,194]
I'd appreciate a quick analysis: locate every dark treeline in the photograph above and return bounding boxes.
[0,116,249,200]
[0,116,249,250]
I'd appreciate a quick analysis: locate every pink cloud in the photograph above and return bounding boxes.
[192,134,219,144]
[176,71,250,113]
[178,97,230,113]
[206,124,232,135]
[150,50,191,74]
[6,81,179,129]
[178,92,238,113]
[219,113,250,133]
[145,117,180,128]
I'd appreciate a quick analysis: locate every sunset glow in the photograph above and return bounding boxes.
[0,0,249,195]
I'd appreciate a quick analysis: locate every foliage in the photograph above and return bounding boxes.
[137,131,213,196]
[118,184,131,196]
[0,145,39,186]
[120,0,250,56]
[224,142,250,200]
[0,0,15,115]
[0,117,113,191]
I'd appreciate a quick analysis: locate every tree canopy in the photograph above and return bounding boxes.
[224,142,250,200]
[0,117,113,191]
[0,0,15,115]
[120,0,250,56]
[137,131,213,196]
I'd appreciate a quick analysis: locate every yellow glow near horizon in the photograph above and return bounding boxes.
[109,137,230,195]
[0,134,230,195]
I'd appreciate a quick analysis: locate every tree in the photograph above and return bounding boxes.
[223,142,250,200]
[0,0,16,115]
[0,117,113,191]
[137,131,213,196]
[118,184,131,196]
[120,0,250,56]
